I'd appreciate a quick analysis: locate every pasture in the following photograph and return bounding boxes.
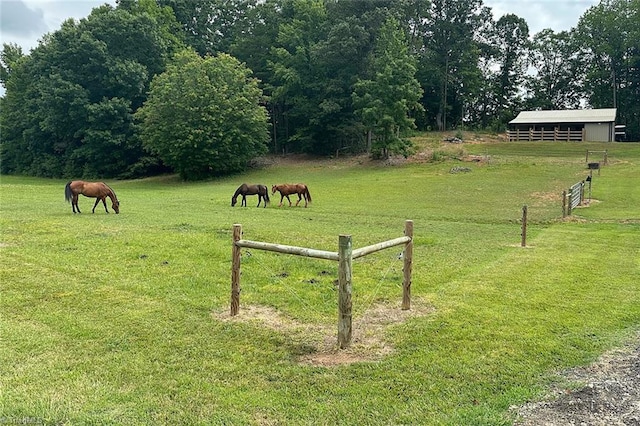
[1,138,639,425]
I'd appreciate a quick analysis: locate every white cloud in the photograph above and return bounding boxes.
[484,0,599,35]
[0,0,116,52]
[1,1,47,37]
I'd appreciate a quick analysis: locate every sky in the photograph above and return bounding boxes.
[1,0,601,55]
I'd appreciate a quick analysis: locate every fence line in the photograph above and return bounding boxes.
[507,129,585,142]
[586,149,608,165]
[231,220,414,349]
[563,181,586,217]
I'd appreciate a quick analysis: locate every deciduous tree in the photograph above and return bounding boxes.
[136,50,269,180]
[352,17,423,159]
[0,3,183,177]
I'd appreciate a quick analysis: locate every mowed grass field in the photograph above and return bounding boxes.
[1,138,639,425]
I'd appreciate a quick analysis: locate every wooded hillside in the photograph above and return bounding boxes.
[1,0,638,179]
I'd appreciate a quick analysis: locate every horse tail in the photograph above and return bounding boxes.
[264,186,270,203]
[305,187,312,203]
[65,181,73,203]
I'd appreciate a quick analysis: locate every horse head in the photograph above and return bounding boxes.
[112,200,120,214]
[271,185,278,194]
[231,196,238,206]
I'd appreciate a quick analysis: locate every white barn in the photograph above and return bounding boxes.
[508,109,617,142]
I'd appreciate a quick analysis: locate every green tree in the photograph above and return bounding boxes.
[265,0,428,155]
[0,43,24,87]
[575,0,640,140]
[157,0,256,56]
[136,50,269,180]
[418,0,488,131]
[267,0,329,153]
[525,29,582,110]
[489,14,529,126]
[0,2,183,178]
[352,17,423,159]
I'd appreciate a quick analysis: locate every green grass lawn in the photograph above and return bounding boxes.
[1,139,639,425]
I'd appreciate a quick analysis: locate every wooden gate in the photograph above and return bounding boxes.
[563,181,585,217]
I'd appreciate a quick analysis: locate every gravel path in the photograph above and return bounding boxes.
[514,332,640,425]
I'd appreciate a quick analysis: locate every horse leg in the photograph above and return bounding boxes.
[242,195,247,207]
[286,195,293,206]
[102,197,109,213]
[92,197,101,213]
[278,194,284,207]
[257,195,262,207]
[295,193,303,207]
[72,194,80,213]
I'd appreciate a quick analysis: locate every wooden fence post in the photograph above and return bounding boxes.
[402,220,413,310]
[231,224,242,316]
[338,234,353,349]
[562,190,567,217]
[521,205,527,247]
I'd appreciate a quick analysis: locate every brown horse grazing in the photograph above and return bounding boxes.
[232,183,270,207]
[271,183,312,207]
[65,181,120,214]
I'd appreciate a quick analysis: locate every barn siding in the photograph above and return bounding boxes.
[585,123,613,142]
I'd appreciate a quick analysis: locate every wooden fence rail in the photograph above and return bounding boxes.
[586,149,608,165]
[507,129,585,142]
[231,220,414,349]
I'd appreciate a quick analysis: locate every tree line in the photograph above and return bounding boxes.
[1,0,638,180]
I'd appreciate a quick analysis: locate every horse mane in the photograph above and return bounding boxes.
[233,185,245,199]
[104,183,118,201]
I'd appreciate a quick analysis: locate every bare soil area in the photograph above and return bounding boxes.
[212,300,434,366]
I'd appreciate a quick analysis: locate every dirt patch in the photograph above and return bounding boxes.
[574,199,601,208]
[513,331,640,425]
[212,300,434,366]
[530,191,563,203]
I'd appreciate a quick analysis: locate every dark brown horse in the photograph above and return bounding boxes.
[232,183,270,207]
[271,183,312,207]
[65,181,120,214]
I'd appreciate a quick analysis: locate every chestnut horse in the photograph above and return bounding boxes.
[65,181,120,214]
[271,183,312,207]
[232,183,270,208]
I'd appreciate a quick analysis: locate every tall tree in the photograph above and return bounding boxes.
[0,2,183,178]
[136,50,269,180]
[525,29,582,110]
[419,0,487,131]
[352,17,423,159]
[489,14,529,126]
[267,0,329,153]
[157,0,256,56]
[575,0,640,140]
[0,43,24,87]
